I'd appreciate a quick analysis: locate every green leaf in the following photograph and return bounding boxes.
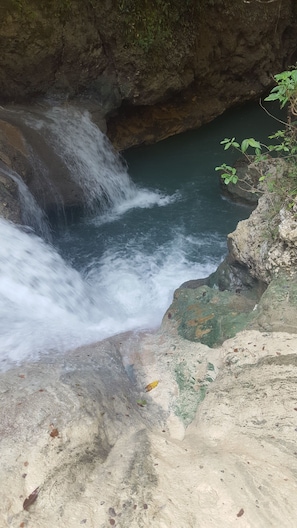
[240,138,261,153]
[220,169,238,185]
[247,138,261,149]
[215,163,235,174]
[264,92,281,102]
[220,138,230,144]
[220,137,239,150]
[275,72,290,81]
[290,70,297,82]
[269,130,285,139]
[241,139,250,153]
[280,97,289,109]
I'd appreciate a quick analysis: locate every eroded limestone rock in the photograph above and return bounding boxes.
[228,197,297,283]
[2,328,297,527]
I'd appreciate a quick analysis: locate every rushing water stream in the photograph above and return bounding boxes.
[0,101,280,369]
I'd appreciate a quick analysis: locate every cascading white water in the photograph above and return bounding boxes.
[0,105,198,369]
[21,105,175,215]
[24,106,139,211]
[0,103,255,370]
[0,216,217,370]
[0,218,101,368]
[0,163,50,239]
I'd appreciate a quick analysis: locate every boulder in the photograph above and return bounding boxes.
[228,199,297,283]
[164,284,257,347]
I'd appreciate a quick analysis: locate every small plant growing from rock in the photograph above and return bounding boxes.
[215,69,297,205]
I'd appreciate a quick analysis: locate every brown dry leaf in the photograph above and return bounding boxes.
[145,380,159,392]
[50,428,59,438]
[23,487,39,511]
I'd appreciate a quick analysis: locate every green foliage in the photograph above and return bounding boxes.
[216,69,297,199]
[265,70,297,109]
[215,163,238,185]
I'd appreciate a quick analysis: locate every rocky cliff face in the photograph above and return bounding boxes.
[1,1,297,148]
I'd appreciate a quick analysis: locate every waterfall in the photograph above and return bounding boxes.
[24,106,138,212]
[0,105,180,370]
[0,163,50,239]
[0,218,106,369]
[0,102,253,371]
[0,103,174,219]
[0,104,186,370]
[0,215,217,371]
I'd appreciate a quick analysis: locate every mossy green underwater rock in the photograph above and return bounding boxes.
[168,285,257,348]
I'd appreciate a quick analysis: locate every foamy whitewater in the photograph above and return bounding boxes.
[0,217,217,369]
[0,105,243,370]
[24,106,171,213]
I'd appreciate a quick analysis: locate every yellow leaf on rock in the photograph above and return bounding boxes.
[145,380,159,392]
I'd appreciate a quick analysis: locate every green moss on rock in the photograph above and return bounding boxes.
[169,285,257,347]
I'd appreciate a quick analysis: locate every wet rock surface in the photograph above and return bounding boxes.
[0,171,22,223]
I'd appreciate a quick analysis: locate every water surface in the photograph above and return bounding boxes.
[0,101,281,368]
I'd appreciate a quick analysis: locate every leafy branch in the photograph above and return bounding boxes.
[216,69,297,193]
